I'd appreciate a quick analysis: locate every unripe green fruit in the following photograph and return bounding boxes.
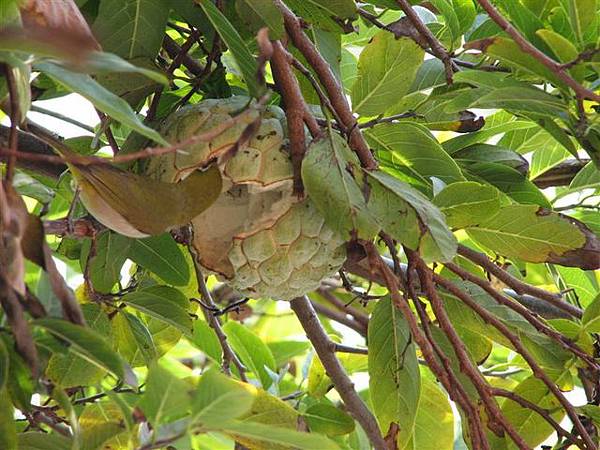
[147,97,345,300]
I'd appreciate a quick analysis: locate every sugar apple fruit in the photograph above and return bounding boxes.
[147,97,346,300]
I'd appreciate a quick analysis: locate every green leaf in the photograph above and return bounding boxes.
[0,338,8,392]
[303,403,355,436]
[433,181,503,228]
[500,376,565,448]
[406,375,454,450]
[79,402,128,450]
[465,205,587,264]
[558,0,597,41]
[302,130,380,240]
[365,122,465,189]
[582,295,600,332]
[366,170,457,262]
[81,231,132,294]
[267,341,310,367]
[17,432,72,450]
[469,86,568,117]
[219,420,340,450]
[0,387,16,450]
[351,33,424,116]
[192,369,254,426]
[222,321,276,389]
[84,52,169,85]
[570,161,600,191]
[92,0,169,60]
[129,233,190,286]
[284,0,356,31]
[368,297,420,445]
[112,311,158,366]
[462,161,551,208]
[236,0,284,39]
[121,286,193,337]
[136,363,191,426]
[35,62,168,145]
[198,0,263,97]
[46,304,113,386]
[190,319,222,363]
[536,29,585,82]
[34,318,126,382]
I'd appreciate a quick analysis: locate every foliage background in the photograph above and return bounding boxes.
[1,0,600,449]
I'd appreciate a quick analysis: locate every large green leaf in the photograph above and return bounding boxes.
[469,86,568,118]
[35,62,167,145]
[198,0,263,97]
[18,433,72,450]
[81,231,132,294]
[92,0,168,60]
[406,375,454,450]
[465,205,587,263]
[302,131,380,240]
[112,311,157,366]
[433,181,503,228]
[0,387,16,450]
[351,33,424,116]
[128,233,190,286]
[284,0,357,31]
[34,318,126,382]
[368,297,420,445]
[46,304,113,387]
[236,0,284,39]
[121,286,193,337]
[500,376,565,449]
[190,319,222,363]
[136,363,191,426]
[367,170,457,262]
[303,403,355,436]
[219,420,340,450]
[365,122,465,188]
[222,321,277,389]
[0,338,8,393]
[192,369,254,426]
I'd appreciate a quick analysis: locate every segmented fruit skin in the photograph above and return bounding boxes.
[147,97,345,300]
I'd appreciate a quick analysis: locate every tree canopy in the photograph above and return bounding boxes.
[1,0,600,449]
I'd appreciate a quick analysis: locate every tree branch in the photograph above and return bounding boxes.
[271,40,311,196]
[433,272,596,449]
[275,0,377,170]
[188,240,247,381]
[289,295,387,450]
[475,0,600,102]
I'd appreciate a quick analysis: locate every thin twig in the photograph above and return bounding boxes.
[457,245,582,318]
[188,237,247,380]
[290,296,387,450]
[3,64,20,182]
[475,0,600,102]
[333,343,368,355]
[492,387,585,448]
[310,299,367,336]
[393,0,456,83]
[30,105,96,133]
[444,261,599,371]
[316,288,370,328]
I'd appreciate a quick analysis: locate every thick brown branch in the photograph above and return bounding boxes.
[290,295,387,450]
[275,1,377,170]
[475,0,600,102]
[271,40,310,196]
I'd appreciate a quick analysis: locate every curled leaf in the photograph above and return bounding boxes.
[71,163,223,238]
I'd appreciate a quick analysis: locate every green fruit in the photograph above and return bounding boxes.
[147,97,346,300]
